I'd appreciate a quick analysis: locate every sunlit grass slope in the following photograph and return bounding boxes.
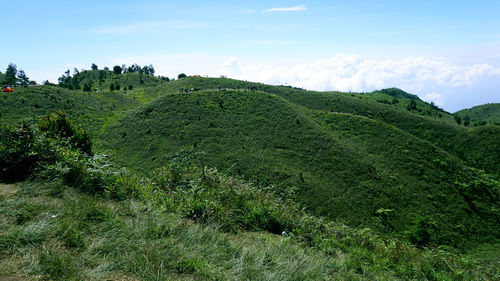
[103,89,500,248]
[151,77,500,176]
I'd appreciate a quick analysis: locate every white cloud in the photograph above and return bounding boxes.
[216,54,500,111]
[422,92,446,107]
[106,52,500,111]
[262,5,307,13]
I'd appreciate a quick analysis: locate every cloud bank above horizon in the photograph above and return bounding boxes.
[215,54,500,112]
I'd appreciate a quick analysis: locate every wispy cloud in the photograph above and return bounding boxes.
[251,40,290,46]
[262,5,307,13]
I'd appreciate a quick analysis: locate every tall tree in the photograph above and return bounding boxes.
[5,63,18,84]
[148,64,155,75]
[17,70,29,85]
[91,63,98,71]
[113,65,122,75]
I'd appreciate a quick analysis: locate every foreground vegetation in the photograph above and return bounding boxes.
[1,116,498,280]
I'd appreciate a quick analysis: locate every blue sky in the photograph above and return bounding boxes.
[2,0,500,111]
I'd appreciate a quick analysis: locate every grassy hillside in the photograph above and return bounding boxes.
[2,75,499,249]
[455,103,500,124]
[153,77,500,176]
[0,85,164,138]
[103,89,500,248]
[1,118,497,280]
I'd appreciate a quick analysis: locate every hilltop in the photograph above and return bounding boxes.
[142,77,500,176]
[455,103,500,125]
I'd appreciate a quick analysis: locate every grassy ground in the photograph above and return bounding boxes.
[1,177,498,281]
[0,181,346,280]
[1,76,500,254]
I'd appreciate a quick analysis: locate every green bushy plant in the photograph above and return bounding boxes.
[0,122,38,182]
[39,111,92,155]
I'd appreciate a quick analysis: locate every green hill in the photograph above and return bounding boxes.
[0,85,164,137]
[103,89,500,248]
[143,77,500,176]
[455,103,500,124]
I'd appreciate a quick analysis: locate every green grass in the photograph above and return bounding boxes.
[148,77,500,176]
[0,85,165,148]
[102,89,500,248]
[1,174,498,280]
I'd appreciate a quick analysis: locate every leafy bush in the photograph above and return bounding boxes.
[38,111,92,155]
[0,114,92,183]
[0,122,38,182]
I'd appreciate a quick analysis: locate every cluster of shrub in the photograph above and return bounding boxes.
[57,63,170,91]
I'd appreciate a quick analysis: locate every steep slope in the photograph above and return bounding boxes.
[103,89,500,247]
[455,103,500,124]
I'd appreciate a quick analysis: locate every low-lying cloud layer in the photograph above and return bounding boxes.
[217,54,500,111]
[108,53,499,112]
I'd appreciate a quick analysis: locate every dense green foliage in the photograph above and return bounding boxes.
[39,111,92,154]
[0,118,498,280]
[0,112,92,182]
[455,103,500,124]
